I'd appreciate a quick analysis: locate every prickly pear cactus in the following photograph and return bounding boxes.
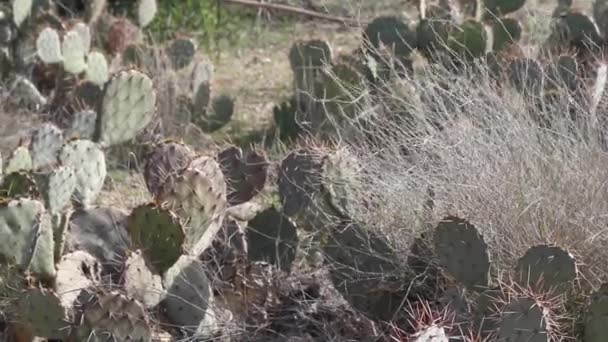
[278,149,324,217]
[85,51,109,86]
[162,255,216,336]
[322,147,361,218]
[94,69,157,147]
[363,16,417,57]
[483,0,526,17]
[28,210,55,280]
[166,37,196,70]
[508,58,544,97]
[159,156,227,256]
[66,110,97,140]
[4,145,33,174]
[217,145,269,205]
[515,244,577,293]
[411,325,448,342]
[72,290,153,341]
[123,249,165,308]
[137,0,157,28]
[497,296,552,342]
[54,250,101,309]
[194,94,235,133]
[289,39,332,114]
[17,288,70,340]
[143,140,194,198]
[36,165,75,214]
[58,139,106,207]
[62,29,88,74]
[433,216,490,288]
[246,206,298,272]
[12,0,33,27]
[585,283,608,341]
[0,198,46,269]
[491,18,522,52]
[36,27,62,64]
[29,122,63,170]
[127,203,185,274]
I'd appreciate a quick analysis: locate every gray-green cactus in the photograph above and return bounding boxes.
[162,255,216,337]
[29,122,63,170]
[28,210,55,280]
[17,288,70,340]
[85,50,109,86]
[166,37,196,70]
[551,12,602,51]
[497,296,551,342]
[35,165,75,214]
[122,249,165,308]
[143,140,194,199]
[322,147,361,218]
[585,283,608,342]
[158,156,227,256]
[363,16,417,57]
[194,94,235,133]
[62,29,88,74]
[491,18,522,51]
[0,198,46,269]
[127,203,185,274]
[246,206,298,272]
[217,145,269,206]
[66,110,97,140]
[54,250,101,309]
[58,139,106,207]
[508,58,544,97]
[36,26,62,64]
[4,145,33,174]
[94,69,157,147]
[515,244,577,293]
[433,216,490,288]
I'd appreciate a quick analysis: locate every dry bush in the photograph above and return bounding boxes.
[328,54,608,288]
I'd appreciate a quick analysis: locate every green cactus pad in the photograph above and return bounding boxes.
[278,149,324,217]
[137,0,157,28]
[162,255,215,335]
[123,249,165,308]
[73,290,152,341]
[5,146,32,174]
[166,38,196,70]
[547,56,578,90]
[86,0,106,23]
[58,139,106,207]
[0,171,37,198]
[17,288,69,340]
[508,58,543,96]
[67,207,131,276]
[195,94,234,133]
[159,156,227,256]
[29,122,63,170]
[36,27,62,64]
[12,0,33,27]
[54,250,101,309]
[36,166,75,214]
[217,145,269,205]
[28,210,55,280]
[289,39,332,71]
[143,140,194,199]
[497,296,550,342]
[515,244,577,293]
[95,69,157,147]
[85,51,109,86]
[273,97,300,141]
[246,206,298,272]
[73,21,91,52]
[14,76,47,109]
[363,16,417,57]
[66,110,97,139]
[62,29,88,74]
[447,20,487,59]
[127,203,185,274]
[585,283,608,341]
[0,198,44,268]
[492,18,522,51]
[554,12,602,49]
[433,216,490,288]
[483,0,526,16]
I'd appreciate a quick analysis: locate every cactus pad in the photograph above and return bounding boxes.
[554,12,601,49]
[515,244,577,293]
[29,122,63,170]
[62,29,88,74]
[58,139,106,206]
[497,296,551,342]
[54,250,101,309]
[195,94,234,132]
[278,149,324,216]
[492,18,522,51]
[66,110,97,139]
[18,288,69,340]
[73,21,91,53]
[0,198,45,270]
[127,203,185,274]
[433,216,490,288]
[585,283,608,341]
[36,27,62,64]
[123,249,165,308]
[5,145,33,174]
[143,140,194,199]
[85,51,109,86]
[162,255,215,335]
[28,211,55,280]
[217,145,269,205]
[36,165,75,214]
[95,69,157,146]
[12,0,32,27]
[508,58,544,96]
[159,156,227,256]
[363,16,416,57]
[166,38,196,70]
[483,0,526,16]
[137,0,157,28]
[246,206,298,271]
[447,20,487,59]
